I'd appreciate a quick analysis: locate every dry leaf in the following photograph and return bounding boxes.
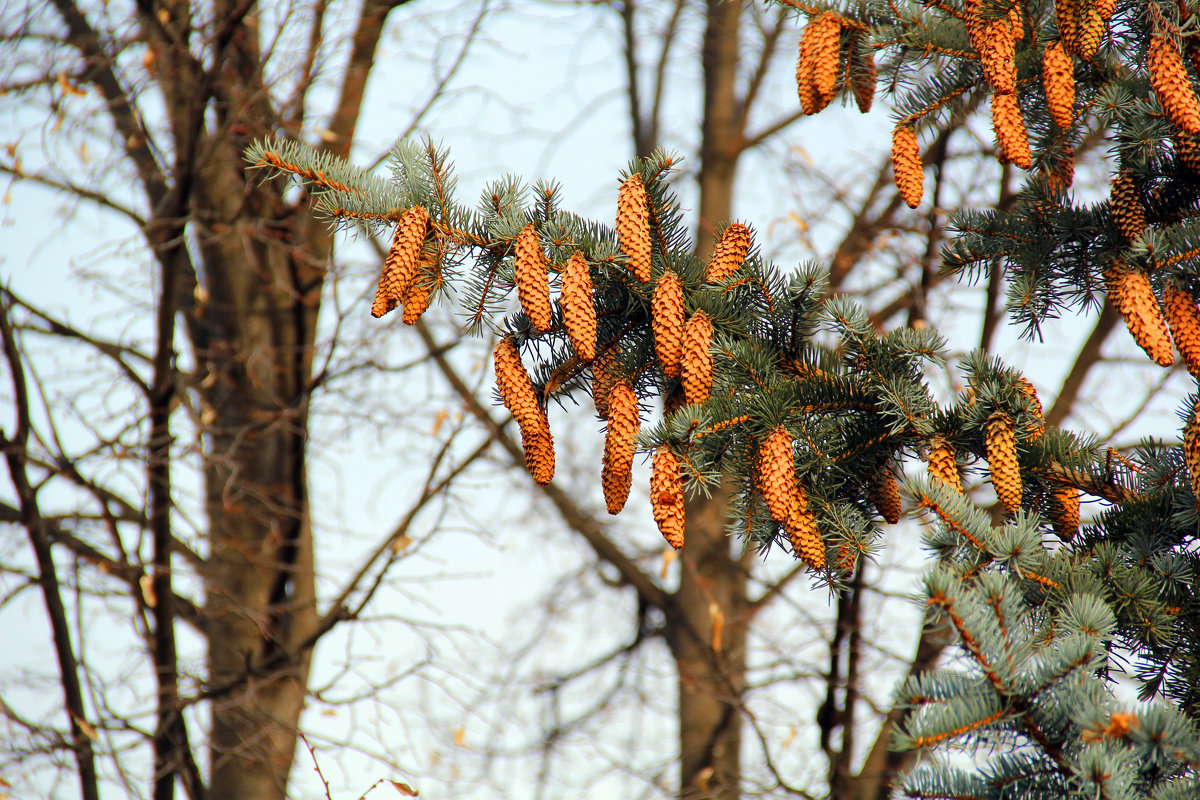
[431,408,448,437]
[139,574,157,608]
[708,601,724,654]
[70,710,98,741]
[660,548,678,578]
[389,780,419,797]
[453,726,466,747]
[783,725,796,748]
[390,534,413,554]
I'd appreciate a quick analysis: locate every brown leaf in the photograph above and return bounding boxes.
[708,601,724,653]
[389,780,419,797]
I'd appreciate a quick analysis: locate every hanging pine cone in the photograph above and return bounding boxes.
[1106,264,1174,368]
[372,205,430,318]
[1075,7,1107,60]
[891,124,923,209]
[1177,134,1200,175]
[786,486,825,570]
[868,466,902,524]
[808,12,842,111]
[602,379,641,514]
[759,427,798,524]
[560,252,597,361]
[1110,170,1147,244]
[400,239,441,326]
[1043,145,1075,193]
[1014,376,1044,440]
[682,310,714,405]
[1149,34,1200,136]
[1057,0,1079,55]
[592,345,621,419]
[1185,399,1200,501]
[514,223,553,333]
[836,541,858,574]
[927,435,963,493]
[795,19,819,115]
[651,445,686,550]
[1048,485,1080,541]
[1043,40,1075,130]
[992,91,1032,169]
[652,269,686,378]
[850,35,876,113]
[494,337,555,485]
[707,223,752,283]
[986,411,1022,515]
[617,173,652,282]
[966,0,1016,95]
[1164,281,1200,378]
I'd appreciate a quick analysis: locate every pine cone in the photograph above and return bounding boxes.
[891,124,923,209]
[927,435,963,493]
[992,91,1032,170]
[514,223,553,333]
[707,223,752,283]
[652,269,686,378]
[1043,145,1075,193]
[758,427,798,524]
[1163,281,1200,378]
[966,0,1016,95]
[1177,134,1200,175]
[602,379,640,515]
[400,239,441,326]
[808,12,842,111]
[1106,264,1174,368]
[850,36,876,113]
[372,205,429,318]
[1048,485,1080,541]
[617,174,652,282]
[1013,376,1044,440]
[786,486,825,570]
[868,466,902,524]
[1185,399,1200,501]
[560,252,597,361]
[1149,35,1200,137]
[836,541,858,574]
[1057,0,1079,55]
[1110,170,1147,244]
[1075,7,1107,59]
[682,310,714,405]
[986,411,1022,515]
[651,445,686,550]
[795,20,819,115]
[592,345,621,419]
[1042,40,1075,130]
[494,337,555,485]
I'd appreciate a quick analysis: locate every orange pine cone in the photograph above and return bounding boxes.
[1043,144,1075,193]
[592,345,621,418]
[1075,7,1107,59]
[514,223,553,333]
[682,310,714,405]
[1043,40,1075,130]
[617,174,652,282]
[795,21,818,115]
[652,269,686,378]
[1177,134,1200,175]
[651,445,686,550]
[868,467,902,524]
[602,379,641,515]
[372,205,430,318]
[1014,376,1044,440]
[1106,264,1174,368]
[1048,485,1080,541]
[808,12,842,110]
[986,411,1022,514]
[494,337,555,485]
[891,124,923,209]
[992,92,1032,170]
[1149,35,1200,136]
[966,0,1016,95]
[786,485,825,570]
[851,37,876,113]
[1163,281,1200,378]
[401,276,434,326]
[927,435,963,493]
[707,223,752,283]
[758,427,798,524]
[560,252,597,361]
[1109,170,1147,244]
[836,541,858,574]
[1057,0,1079,55]
[1185,399,1200,501]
